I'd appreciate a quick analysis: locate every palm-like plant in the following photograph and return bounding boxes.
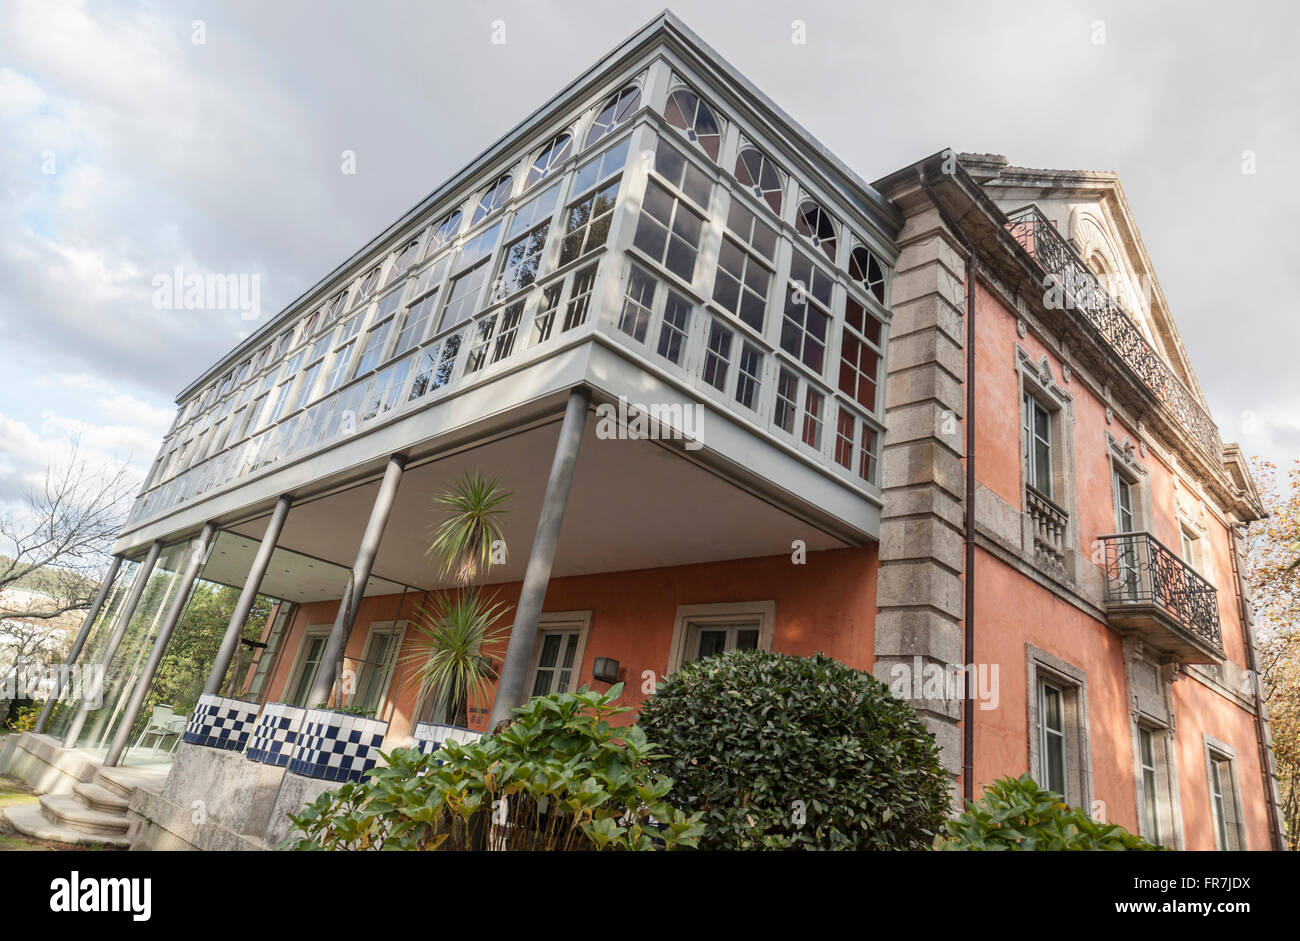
[405,471,516,726]
[402,589,510,724]
[426,471,514,585]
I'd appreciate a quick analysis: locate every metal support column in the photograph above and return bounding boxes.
[307,454,405,707]
[104,523,216,767]
[488,387,589,729]
[62,541,163,749]
[33,554,124,734]
[203,496,292,696]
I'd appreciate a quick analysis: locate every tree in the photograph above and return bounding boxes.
[0,436,136,623]
[1243,457,1300,849]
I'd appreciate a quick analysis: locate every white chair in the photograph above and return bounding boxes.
[133,704,177,755]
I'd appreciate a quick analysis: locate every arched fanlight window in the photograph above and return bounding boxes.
[849,245,887,303]
[472,174,513,225]
[585,85,640,147]
[525,133,573,190]
[795,199,837,261]
[664,86,722,162]
[735,144,783,214]
[387,237,421,283]
[427,209,463,256]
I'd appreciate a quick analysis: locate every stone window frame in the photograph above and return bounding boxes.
[1203,734,1248,851]
[667,601,775,673]
[1016,348,1079,574]
[1122,642,1184,849]
[523,610,594,697]
[1026,644,1093,811]
[1106,431,1152,534]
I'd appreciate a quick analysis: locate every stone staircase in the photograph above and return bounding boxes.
[2,766,162,849]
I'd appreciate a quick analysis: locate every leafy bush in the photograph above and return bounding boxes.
[638,650,951,849]
[281,684,703,851]
[938,775,1161,850]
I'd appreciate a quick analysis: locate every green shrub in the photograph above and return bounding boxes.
[938,775,1161,850]
[638,650,951,850]
[281,684,703,851]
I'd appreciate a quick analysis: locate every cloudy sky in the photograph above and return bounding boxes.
[1,0,1297,509]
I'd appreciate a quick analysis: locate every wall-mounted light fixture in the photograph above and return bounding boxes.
[592,657,619,684]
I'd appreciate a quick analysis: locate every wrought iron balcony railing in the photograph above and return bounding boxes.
[1099,531,1222,655]
[1004,205,1222,465]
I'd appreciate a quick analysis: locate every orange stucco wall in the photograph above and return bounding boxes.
[263,545,876,735]
[969,278,1272,849]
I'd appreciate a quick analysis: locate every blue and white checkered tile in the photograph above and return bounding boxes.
[411,722,481,755]
[287,709,389,783]
[245,702,307,767]
[182,693,260,751]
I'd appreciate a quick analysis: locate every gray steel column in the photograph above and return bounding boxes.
[307,454,405,707]
[33,554,124,734]
[104,523,217,767]
[203,496,292,696]
[489,387,589,729]
[62,541,163,749]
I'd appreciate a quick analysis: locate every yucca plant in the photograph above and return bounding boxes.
[426,471,513,586]
[402,588,510,724]
[405,471,516,725]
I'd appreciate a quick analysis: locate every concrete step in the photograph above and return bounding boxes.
[39,793,130,837]
[95,765,168,800]
[73,780,129,814]
[2,804,130,849]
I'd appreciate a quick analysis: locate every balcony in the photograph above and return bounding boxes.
[1004,205,1221,466]
[1098,532,1223,663]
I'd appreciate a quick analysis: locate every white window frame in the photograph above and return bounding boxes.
[1026,645,1092,811]
[523,610,593,698]
[667,601,776,673]
[283,625,333,708]
[1204,735,1247,851]
[349,619,409,719]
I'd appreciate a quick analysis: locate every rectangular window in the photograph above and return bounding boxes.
[713,237,770,331]
[351,624,404,718]
[650,138,712,207]
[496,223,549,298]
[835,408,855,469]
[491,300,525,363]
[858,423,877,484]
[801,387,824,450]
[287,632,329,708]
[781,252,832,374]
[686,621,760,664]
[322,340,356,395]
[656,290,691,366]
[391,287,440,358]
[735,342,762,411]
[1139,727,1161,845]
[1023,391,1053,497]
[571,137,630,196]
[774,367,799,435]
[464,313,498,374]
[408,334,462,400]
[531,283,563,345]
[506,181,561,239]
[1113,468,1134,532]
[528,630,581,697]
[1180,528,1201,573]
[633,179,705,282]
[559,179,619,266]
[702,320,733,392]
[440,261,491,331]
[354,319,393,377]
[840,297,882,413]
[1038,680,1067,796]
[1208,751,1242,851]
[725,198,777,260]
[618,267,656,342]
[562,265,598,332]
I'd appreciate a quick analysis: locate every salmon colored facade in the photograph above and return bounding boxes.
[261,546,878,735]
